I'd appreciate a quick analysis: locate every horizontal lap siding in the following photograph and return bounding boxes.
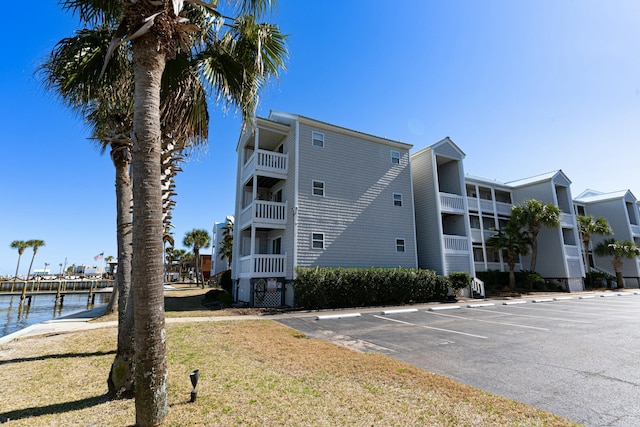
[295,123,416,269]
[411,148,443,274]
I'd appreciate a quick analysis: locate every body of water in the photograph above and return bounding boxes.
[0,292,110,338]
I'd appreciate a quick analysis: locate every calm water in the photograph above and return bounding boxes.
[0,293,110,338]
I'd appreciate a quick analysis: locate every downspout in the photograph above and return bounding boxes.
[293,120,300,278]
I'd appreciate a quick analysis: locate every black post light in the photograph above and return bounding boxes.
[190,369,200,402]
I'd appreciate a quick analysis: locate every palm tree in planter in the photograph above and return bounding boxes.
[486,223,532,291]
[594,239,640,289]
[10,240,29,292]
[511,199,561,273]
[577,215,612,287]
[183,229,211,288]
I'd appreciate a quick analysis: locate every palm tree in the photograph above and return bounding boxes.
[577,215,612,286]
[486,223,532,290]
[511,199,561,272]
[183,229,211,288]
[219,216,234,269]
[54,1,287,423]
[594,239,640,289]
[10,241,29,292]
[25,240,45,281]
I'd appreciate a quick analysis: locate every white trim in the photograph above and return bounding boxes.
[390,150,400,164]
[312,232,324,250]
[393,193,403,207]
[312,180,325,197]
[312,131,324,147]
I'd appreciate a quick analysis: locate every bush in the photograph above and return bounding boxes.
[448,272,471,296]
[292,267,448,309]
[219,269,232,293]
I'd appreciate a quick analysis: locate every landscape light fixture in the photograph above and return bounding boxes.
[190,369,199,403]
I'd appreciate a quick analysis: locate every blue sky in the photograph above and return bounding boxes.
[1,1,639,276]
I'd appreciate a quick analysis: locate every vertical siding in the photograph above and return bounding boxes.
[411,148,444,274]
[294,122,417,269]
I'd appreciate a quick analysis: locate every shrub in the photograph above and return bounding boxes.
[292,267,448,309]
[448,272,471,296]
[219,269,232,293]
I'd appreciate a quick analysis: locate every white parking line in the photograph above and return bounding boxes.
[372,315,488,339]
[427,310,549,331]
[477,308,593,324]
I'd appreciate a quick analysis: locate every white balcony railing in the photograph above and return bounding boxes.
[440,192,465,213]
[240,200,287,228]
[443,235,470,252]
[560,213,575,227]
[242,149,288,183]
[495,201,513,216]
[467,196,479,211]
[564,244,580,258]
[238,254,286,278]
[631,224,640,236]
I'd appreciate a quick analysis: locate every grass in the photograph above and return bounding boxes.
[0,287,581,426]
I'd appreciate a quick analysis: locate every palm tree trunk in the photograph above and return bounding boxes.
[131,35,168,426]
[530,233,538,272]
[12,255,22,292]
[26,250,37,282]
[108,149,135,398]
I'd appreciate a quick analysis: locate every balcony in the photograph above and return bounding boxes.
[238,254,286,278]
[240,200,287,229]
[564,244,580,258]
[242,149,288,183]
[560,213,575,227]
[440,192,465,214]
[631,224,640,236]
[443,235,470,253]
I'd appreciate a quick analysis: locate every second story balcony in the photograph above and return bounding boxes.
[240,200,287,229]
[242,149,288,183]
[440,192,465,214]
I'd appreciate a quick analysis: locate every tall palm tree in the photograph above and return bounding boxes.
[25,240,45,282]
[594,239,640,289]
[577,215,612,286]
[55,2,287,424]
[486,223,532,290]
[219,216,234,269]
[511,199,561,272]
[183,228,211,288]
[10,240,29,292]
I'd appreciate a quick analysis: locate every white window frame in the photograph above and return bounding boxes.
[312,233,324,250]
[312,131,324,147]
[396,238,406,253]
[312,180,325,197]
[393,193,403,207]
[391,150,400,164]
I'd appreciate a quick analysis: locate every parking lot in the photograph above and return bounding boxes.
[277,292,640,427]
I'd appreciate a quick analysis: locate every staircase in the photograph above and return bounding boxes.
[470,277,485,299]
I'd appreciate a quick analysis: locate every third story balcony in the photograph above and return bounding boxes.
[242,149,288,183]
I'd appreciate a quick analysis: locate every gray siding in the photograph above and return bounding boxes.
[294,122,417,269]
[411,148,444,273]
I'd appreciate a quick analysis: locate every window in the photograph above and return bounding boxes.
[312,131,324,147]
[391,150,400,164]
[396,238,405,252]
[469,215,481,229]
[473,246,484,262]
[393,193,403,207]
[312,180,325,196]
[312,233,324,249]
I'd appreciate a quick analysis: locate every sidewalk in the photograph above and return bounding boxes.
[1,288,635,346]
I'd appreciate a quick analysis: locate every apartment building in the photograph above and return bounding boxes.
[574,189,640,287]
[410,136,585,290]
[231,112,418,307]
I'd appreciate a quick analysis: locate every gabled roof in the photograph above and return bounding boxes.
[268,110,413,149]
[505,170,571,188]
[574,189,637,204]
[411,136,465,160]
